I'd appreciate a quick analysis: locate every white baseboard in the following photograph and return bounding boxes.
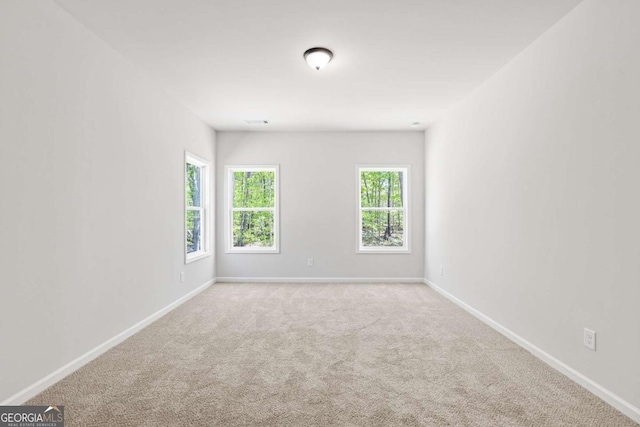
[216,277,425,283]
[1,278,215,406]
[424,279,640,424]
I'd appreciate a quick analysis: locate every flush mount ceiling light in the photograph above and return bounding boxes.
[304,47,333,71]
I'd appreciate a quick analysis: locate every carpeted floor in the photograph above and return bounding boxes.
[28,283,637,426]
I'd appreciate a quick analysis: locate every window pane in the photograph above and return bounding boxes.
[232,211,275,248]
[360,171,404,208]
[362,210,404,247]
[186,210,202,253]
[233,171,275,208]
[186,163,202,207]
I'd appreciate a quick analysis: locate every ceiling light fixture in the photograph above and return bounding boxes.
[411,122,421,127]
[304,47,333,71]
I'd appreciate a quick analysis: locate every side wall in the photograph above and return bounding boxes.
[425,0,639,413]
[0,2,215,402]
[216,132,424,280]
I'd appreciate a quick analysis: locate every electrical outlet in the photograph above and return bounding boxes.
[584,328,596,351]
[307,258,314,267]
[180,272,185,283]
[440,266,444,276]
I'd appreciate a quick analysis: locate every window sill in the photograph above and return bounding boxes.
[225,248,280,254]
[185,251,212,264]
[357,248,411,254]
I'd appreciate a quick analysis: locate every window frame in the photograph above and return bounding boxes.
[225,165,280,254]
[184,151,212,264]
[356,165,411,254]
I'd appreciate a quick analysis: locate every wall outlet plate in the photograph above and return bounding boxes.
[307,258,314,267]
[584,328,596,351]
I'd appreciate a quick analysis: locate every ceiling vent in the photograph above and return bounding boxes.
[244,120,269,125]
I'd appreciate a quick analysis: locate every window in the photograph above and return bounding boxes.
[357,166,410,253]
[185,152,211,263]
[225,165,279,253]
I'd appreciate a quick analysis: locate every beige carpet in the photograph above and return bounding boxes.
[28,283,637,426]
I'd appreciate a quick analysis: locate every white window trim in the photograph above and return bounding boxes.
[185,151,212,264]
[225,165,280,254]
[356,165,411,254]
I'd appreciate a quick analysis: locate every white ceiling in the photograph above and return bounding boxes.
[54,0,582,131]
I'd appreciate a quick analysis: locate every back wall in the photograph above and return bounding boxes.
[216,132,424,280]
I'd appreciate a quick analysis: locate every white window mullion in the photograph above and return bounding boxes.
[360,207,404,212]
[231,207,275,212]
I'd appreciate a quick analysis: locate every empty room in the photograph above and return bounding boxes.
[1,0,639,426]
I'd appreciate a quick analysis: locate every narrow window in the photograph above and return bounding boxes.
[357,166,410,253]
[185,152,211,263]
[225,166,279,253]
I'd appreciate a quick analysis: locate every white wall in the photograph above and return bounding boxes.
[425,0,640,414]
[216,132,424,280]
[0,2,215,402]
